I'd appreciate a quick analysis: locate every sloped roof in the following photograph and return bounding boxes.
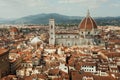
[30,36,42,45]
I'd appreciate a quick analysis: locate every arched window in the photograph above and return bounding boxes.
[68,43,70,46]
[88,32,90,34]
[75,36,77,38]
[68,36,70,38]
[75,43,77,45]
[51,25,53,29]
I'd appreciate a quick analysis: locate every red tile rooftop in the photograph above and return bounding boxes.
[10,49,18,53]
[53,78,63,80]
[0,48,9,56]
[71,70,116,80]
[104,53,120,58]
[48,68,59,75]
[80,62,96,66]
[109,39,120,44]
[9,27,18,32]
[1,75,16,80]
[108,72,120,78]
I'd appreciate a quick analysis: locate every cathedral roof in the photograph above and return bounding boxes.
[30,36,42,45]
[10,27,18,33]
[79,10,97,31]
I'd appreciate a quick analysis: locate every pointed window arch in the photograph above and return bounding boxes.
[88,32,90,34]
[51,25,53,29]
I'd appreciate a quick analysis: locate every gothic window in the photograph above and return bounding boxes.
[75,36,77,38]
[68,43,70,46]
[88,32,90,34]
[75,43,77,45]
[51,25,53,29]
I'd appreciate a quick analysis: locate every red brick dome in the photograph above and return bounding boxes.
[79,11,97,30]
[10,27,18,33]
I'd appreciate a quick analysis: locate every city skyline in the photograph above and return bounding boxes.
[0,0,120,18]
[0,1,120,79]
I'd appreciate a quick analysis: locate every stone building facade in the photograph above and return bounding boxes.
[49,11,100,46]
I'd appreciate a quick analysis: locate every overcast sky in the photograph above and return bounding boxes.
[0,0,120,18]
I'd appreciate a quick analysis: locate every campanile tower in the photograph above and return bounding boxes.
[49,19,55,45]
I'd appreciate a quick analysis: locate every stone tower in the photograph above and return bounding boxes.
[49,19,55,45]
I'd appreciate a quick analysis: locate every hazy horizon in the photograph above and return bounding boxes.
[0,0,120,18]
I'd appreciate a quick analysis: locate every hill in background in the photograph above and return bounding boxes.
[0,13,120,26]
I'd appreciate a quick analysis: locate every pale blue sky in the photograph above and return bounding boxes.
[0,0,120,18]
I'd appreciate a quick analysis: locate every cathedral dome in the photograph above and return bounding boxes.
[10,27,18,33]
[30,36,43,45]
[79,10,97,31]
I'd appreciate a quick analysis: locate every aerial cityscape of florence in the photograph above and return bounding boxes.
[0,0,120,80]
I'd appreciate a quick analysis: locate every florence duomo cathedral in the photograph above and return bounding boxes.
[49,10,101,46]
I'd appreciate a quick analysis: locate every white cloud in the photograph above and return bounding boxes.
[0,0,8,7]
[59,0,87,4]
[108,0,120,9]
[0,0,46,7]
[111,3,120,7]
[59,0,108,3]
[58,0,108,9]
[15,0,46,7]
[0,0,119,18]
